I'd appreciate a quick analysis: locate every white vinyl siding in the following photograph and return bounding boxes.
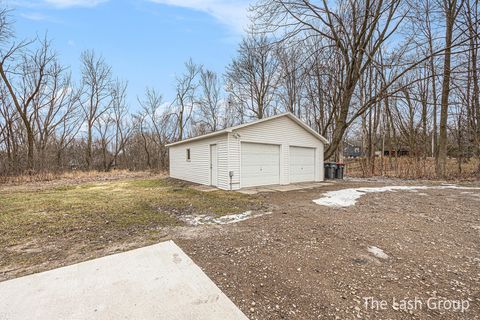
[240,142,280,188]
[169,134,229,190]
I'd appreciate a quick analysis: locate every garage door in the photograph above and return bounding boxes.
[241,142,280,188]
[289,146,315,183]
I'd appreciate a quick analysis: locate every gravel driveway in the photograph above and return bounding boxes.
[176,179,480,320]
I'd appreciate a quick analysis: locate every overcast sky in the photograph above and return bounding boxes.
[6,0,252,108]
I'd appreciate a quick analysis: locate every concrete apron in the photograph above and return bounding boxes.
[238,182,333,195]
[0,241,248,320]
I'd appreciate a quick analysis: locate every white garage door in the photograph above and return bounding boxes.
[290,146,315,183]
[241,142,280,188]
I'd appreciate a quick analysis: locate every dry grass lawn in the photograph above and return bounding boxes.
[0,176,261,280]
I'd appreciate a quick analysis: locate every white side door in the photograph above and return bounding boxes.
[289,146,315,183]
[241,142,280,188]
[210,144,218,187]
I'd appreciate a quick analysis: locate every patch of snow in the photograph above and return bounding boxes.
[313,185,480,208]
[367,246,389,259]
[313,186,429,207]
[437,184,480,190]
[181,211,272,226]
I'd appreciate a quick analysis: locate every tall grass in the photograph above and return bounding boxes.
[0,169,156,185]
[345,157,479,181]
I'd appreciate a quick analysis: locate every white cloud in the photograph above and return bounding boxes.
[11,0,108,8]
[149,0,250,33]
[14,0,251,32]
[44,0,108,8]
[20,12,51,21]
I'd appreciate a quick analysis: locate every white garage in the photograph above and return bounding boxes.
[167,113,328,191]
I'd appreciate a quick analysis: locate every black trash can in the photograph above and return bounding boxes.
[324,163,331,179]
[335,163,345,179]
[324,162,337,179]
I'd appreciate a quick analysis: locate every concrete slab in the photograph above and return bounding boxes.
[237,182,333,195]
[192,185,219,192]
[0,241,248,320]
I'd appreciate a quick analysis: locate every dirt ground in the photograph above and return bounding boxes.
[175,179,480,320]
[1,177,479,319]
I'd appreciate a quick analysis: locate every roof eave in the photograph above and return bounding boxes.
[165,131,228,147]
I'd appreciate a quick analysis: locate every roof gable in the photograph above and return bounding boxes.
[166,113,329,147]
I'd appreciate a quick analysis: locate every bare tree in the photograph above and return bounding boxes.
[437,0,464,178]
[132,111,152,169]
[0,84,20,173]
[253,0,407,159]
[408,0,443,156]
[275,44,305,116]
[173,59,200,140]
[54,98,82,169]
[462,0,480,173]
[0,32,55,171]
[94,112,114,171]
[106,80,131,171]
[33,63,80,170]
[79,50,113,170]
[196,68,224,132]
[0,8,12,45]
[138,88,175,169]
[225,34,279,120]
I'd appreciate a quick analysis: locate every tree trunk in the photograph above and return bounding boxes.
[428,32,439,159]
[324,81,357,160]
[178,109,184,141]
[471,22,480,173]
[437,2,455,179]
[26,125,35,172]
[86,124,93,170]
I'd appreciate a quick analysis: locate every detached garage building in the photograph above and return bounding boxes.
[167,113,328,190]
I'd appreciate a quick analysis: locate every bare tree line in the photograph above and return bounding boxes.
[243,0,480,177]
[1,0,479,178]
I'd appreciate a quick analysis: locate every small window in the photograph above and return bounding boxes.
[186,148,191,161]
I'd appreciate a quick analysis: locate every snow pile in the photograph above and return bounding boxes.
[367,246,389,259]
[313,184,480,208]
[181,211,272,226]
[313,186,429,207]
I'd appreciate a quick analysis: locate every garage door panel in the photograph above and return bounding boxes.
[241,143,280,188]
[290,146,315,183]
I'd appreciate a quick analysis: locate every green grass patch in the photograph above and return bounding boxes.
[0,178,261,249]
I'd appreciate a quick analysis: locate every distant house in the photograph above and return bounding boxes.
[384,148,410,157]
[167,113,329,190]
[344,141,364,158]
